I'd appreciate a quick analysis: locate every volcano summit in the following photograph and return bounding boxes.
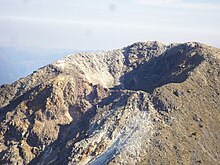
[0,41,220,165]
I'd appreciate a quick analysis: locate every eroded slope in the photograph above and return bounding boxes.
[0,41,219,165]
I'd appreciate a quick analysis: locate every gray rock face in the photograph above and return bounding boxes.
[0,41,220,165]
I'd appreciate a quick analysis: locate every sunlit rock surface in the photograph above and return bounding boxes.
[0,41,220,165]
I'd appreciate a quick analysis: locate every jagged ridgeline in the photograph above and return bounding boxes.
[0,41,220,165]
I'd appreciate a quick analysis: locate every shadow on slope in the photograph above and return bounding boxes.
[118,44,204,93]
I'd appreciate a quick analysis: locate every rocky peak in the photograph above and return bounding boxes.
[0,41,220,165]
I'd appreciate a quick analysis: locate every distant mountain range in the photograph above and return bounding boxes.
[0,47,84,85]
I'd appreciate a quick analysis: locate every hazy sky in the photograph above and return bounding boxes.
[0,0,220,50]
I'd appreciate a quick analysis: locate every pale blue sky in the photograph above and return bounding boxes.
[0,0,220,50]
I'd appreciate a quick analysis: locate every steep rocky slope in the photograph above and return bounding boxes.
[0,41,219,165]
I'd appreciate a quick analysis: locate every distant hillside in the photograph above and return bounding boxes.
[0,47,82,85]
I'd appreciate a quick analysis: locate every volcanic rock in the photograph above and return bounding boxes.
[0,41,220,165]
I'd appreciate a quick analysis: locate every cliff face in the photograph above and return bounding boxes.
[0,41,219,165]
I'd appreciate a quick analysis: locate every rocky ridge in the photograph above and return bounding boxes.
[0,41,220,164]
